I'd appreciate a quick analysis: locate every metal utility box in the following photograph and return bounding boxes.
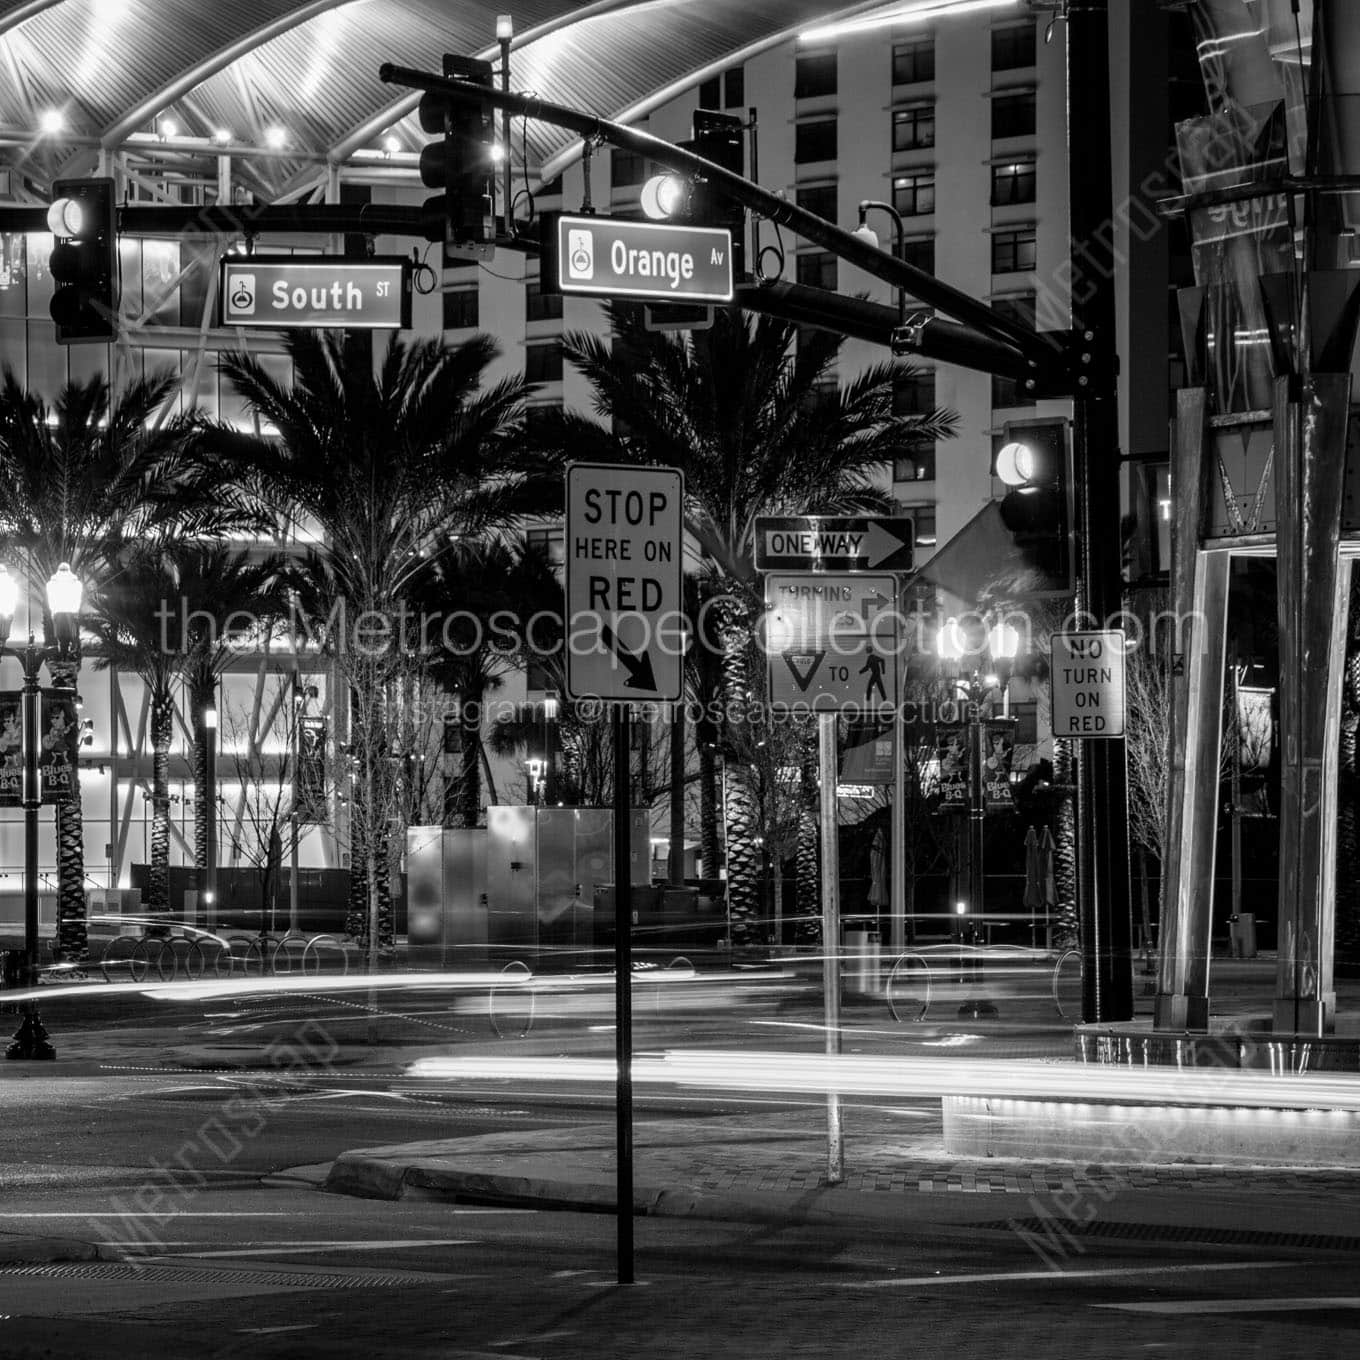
[485,806,650,959]
[405,826,488,964]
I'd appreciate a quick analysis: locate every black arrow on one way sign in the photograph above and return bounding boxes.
[599,622,658,691]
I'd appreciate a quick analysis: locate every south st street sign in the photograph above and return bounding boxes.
[220,255,412,329]
[546,213,734,304]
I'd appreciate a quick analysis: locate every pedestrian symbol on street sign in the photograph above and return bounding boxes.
[565,463,685,704]
[765,573,899,714]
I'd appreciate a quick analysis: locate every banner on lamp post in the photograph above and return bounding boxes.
[0,690,20,806]
[39,689,80,804]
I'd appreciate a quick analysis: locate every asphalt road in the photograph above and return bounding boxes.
[0,1063,1355,1357]
[0,966,1357,1356]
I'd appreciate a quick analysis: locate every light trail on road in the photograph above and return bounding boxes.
[404,1048,1360,1114]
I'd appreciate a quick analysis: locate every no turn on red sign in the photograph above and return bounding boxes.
[1051,630,1126,737]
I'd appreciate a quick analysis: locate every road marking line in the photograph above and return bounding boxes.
[842,1262,1298,1288]
[177,1239,479,1256]
[1096,1298,1360,1315]
[0,1212,292,1219]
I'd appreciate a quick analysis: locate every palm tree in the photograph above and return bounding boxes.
[409,538,564,828]
[194,330,554,956]
[170,546,290,886]
[85,549,185,917]
[0,371,225,960]
[544,303,957,945]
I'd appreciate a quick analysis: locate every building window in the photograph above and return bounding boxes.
[795,50,837,99]
[892,36,935,85]
[903,504,937,547]
[699,75,721,109]
[893,370,936,417]
[524,402,563,442]
[991,158,1036,205]
[893,447,936,481]
[796,181,838,223]
[899,235,935,275]
[892,104,935,152]
[992,22,1036,71]
[526,278,563,323]
[525,340,563,384]
[992,226,1037,273]
[992,292,1036,333]
[442,287,478,330]
[992,374,1036,408]
[796,251,839,292]
[725,67,745,108]
[892,172,936,217]
[992,89,1036,140]
[611,148,649,188]
[795,117,837,164]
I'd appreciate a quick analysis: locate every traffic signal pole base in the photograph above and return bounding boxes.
[957,999,999,1019]
[6,1006,55,1061]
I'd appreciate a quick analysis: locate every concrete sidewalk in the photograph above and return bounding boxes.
[317,1108,1360,1241]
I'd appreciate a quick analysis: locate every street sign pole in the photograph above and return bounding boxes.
[818,711,844,1186]
[613,702,634,1285]
[564,462,684,1289]
[891,703,906,955]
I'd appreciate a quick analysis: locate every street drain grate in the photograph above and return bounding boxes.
[985,1219,1360,1252]
[0,1263,429,1290]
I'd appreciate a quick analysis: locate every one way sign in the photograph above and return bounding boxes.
[566,463,685,704]
[754,516,915,573]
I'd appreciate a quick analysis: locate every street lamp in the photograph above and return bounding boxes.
[936,614,1019,1018]
[0,560,84,1060]
[852,201,907,324]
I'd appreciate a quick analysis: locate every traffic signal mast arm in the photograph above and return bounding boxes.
[378,62,1059,377]
[734,282,1032,381]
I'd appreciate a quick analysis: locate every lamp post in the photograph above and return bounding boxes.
[0,560,84,1061]
[936,616,1019,1019]
[854,201,912,953]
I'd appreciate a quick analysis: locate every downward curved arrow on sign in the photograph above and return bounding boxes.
[599,622,657,691]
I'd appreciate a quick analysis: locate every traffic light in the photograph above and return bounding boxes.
[638,110,746,275]
[994,417,1070,587]
[691,110,745,277]
[47,177,117,344]
[419,54,496,260]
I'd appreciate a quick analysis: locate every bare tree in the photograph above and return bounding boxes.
[219,691,331,931]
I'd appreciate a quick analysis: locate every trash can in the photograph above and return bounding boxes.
[1229,913,1257,959]
[844,927,882,995]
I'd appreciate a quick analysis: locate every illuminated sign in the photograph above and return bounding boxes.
[219,256,411,329]
[547,213,734,304]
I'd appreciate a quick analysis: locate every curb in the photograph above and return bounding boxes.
[0,1235,100,1265]
[321,1153,913,1227]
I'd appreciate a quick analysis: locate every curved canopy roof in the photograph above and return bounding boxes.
[0,0,880,200]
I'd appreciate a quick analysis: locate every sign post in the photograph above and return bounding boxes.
[565,462,684,1286]
[1051,630,1127,738]
[818,710,844,1186]
[764,572,899,1181]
